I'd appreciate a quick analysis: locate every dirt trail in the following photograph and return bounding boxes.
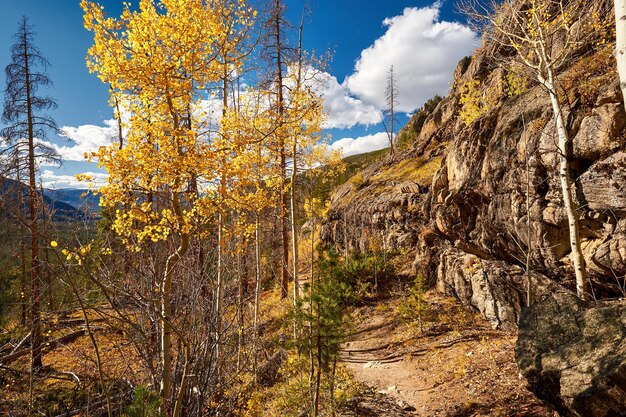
[338,291,555,417]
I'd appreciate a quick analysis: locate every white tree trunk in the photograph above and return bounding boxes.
[253,214,261,383]
[160,191,190,416]
[615,0,626,113]
[547,87,589,300]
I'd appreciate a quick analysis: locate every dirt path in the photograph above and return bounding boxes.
[339,291,556,417]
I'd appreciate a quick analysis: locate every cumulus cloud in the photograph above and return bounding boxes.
[41,169,108,189]
[345,5,478,113]
[330,132,389,157]
[314,72,381,129]
[50,119,119,161]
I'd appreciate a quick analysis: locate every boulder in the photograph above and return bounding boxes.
[436,248,561,329]
[573,103,626,160]
[579,152,626,213]
[516,292,626,417]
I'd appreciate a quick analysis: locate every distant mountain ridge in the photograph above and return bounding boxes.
[0,177,100,221]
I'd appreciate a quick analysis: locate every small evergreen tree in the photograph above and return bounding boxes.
[295,246,347,416]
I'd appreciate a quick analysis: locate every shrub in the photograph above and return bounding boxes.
[396,274,430,333]
[350,172,368,191]
[341,250,394,304]
[124,386,161,417]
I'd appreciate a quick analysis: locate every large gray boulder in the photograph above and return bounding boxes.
[515,292,626,417]
[436,248,563,329]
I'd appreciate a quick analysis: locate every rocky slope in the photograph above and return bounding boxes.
[321,0,626,414]
[322,0,624,330]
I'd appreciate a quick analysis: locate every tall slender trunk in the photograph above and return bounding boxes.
[17,168,27,326]
[236,240,247,372]
[253,213,262,384]
[40,186,53,311]
[215,72,229,377]
[310,215,315,285]
[308,211,316,408]
[172,340,190,417]
[160,190,190,416]
[24,30,42,370]
[314,318,322,417]
[615,0,626,113]
[544,74,589,300]
[272,0,289,299]
[291,12,305,341]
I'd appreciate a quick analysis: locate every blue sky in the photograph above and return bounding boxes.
[0,0,478,188]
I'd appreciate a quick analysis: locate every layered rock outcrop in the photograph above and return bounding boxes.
[321,0,625,330]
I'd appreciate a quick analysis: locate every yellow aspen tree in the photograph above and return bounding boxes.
[211,0,255,380]
[220,86,282,380]
[285,65,326,339]
[81,1,254,414]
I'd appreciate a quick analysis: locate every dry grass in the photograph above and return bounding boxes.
[372,157,442,186]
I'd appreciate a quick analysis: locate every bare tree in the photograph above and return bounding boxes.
[384,65,398,156]
[462,0,590,300]
[1,16,60,369]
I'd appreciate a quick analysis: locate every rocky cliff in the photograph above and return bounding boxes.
[321,0,625,330]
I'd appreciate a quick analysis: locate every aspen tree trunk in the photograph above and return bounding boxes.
[113,93,124,150]
[172,340,190,417]
[308,211,316,407]
[24,30,43,370]
[544,74,589,300]
[160,190,190,416]
[215,73,229,376]
[291,11,305,341]
[616,0,626,113]
[310,213,315,297]
[253,213,262,383]
[236,238,247,372]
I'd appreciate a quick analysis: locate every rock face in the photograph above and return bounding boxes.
[321,0,625,329]
[516,292,626,417]
[436,248,562,329]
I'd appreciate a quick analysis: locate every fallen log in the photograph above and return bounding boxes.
[0,329,86,365]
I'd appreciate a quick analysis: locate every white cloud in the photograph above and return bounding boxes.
[41,169,108,189]
[314,72,381,129]
[52,119,119,161]
[344,5,477,113]
[330,132,389,158]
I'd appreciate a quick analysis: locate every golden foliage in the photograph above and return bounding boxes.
[81,0,259,248]
[459,79,498,125]
[503,70,529,98]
